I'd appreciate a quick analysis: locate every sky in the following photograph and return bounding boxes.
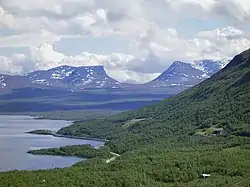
[0,0,250,83]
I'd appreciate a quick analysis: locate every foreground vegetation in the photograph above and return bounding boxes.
[0,49,249,186]
[1,136,250,187]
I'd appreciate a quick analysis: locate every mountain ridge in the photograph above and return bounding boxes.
[0,59,229,93]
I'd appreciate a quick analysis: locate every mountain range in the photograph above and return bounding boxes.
[0,59,229,93]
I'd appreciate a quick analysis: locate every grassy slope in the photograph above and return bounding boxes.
[0,49,249,187]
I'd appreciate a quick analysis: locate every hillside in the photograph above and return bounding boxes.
[0,49,249,187]
[59,49,250,153]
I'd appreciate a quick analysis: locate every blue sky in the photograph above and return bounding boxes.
[0,0,249,82]
[177,18,228,36]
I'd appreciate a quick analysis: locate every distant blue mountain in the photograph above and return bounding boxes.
[25,65,121,90]
[0,59,229,93]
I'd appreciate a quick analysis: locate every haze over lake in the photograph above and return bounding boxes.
[0,115,104,172]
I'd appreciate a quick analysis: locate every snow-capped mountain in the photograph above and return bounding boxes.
[0,60,230,93]
[26,65,121,90]
[0,65,121,93]
[147,59,229,88]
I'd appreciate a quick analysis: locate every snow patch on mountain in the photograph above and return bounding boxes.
[32,79,50,86]
[0,76,7,88]
[191,59,230,77]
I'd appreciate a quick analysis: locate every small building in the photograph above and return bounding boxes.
[212,128,224,135]
[200,174,211,179]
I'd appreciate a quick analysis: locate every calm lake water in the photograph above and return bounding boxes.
[0,115,104,172]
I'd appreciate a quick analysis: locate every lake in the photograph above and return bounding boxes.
[0,115,105,172]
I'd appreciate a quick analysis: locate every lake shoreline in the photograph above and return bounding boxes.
[0,115,104,172]
[27,130,108,142]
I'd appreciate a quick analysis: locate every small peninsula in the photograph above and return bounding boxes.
[27,129,53,135]
[28,144,112,159]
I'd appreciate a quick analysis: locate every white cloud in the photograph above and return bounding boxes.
[167,0,250,21]
[0,53,34,74]
[0,43,149,82]
[27,43,159,82]
[1,0,249,37]
[211,0,250,22]
[198,27,245,39]
[0,0,250,82]
[0,24,250,83]
[133,26,250,62]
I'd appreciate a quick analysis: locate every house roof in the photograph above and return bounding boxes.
[201,174,211,177]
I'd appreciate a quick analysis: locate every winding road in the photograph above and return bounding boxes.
[106,152,121,163]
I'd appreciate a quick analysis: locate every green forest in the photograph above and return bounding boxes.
[0,49,249,186]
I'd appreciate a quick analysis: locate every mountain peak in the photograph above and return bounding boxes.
[148,59,229,88]
[172,61,185,65]
[25,65,120,90]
